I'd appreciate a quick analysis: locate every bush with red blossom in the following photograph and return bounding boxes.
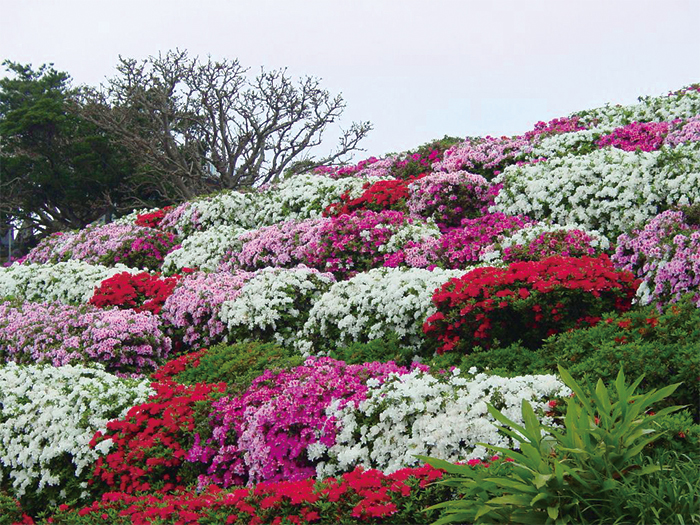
[424,255,639,352]
[323,176,424,218]
[89,380,226,496]
[135,207,173,229]
[89,271,184,314]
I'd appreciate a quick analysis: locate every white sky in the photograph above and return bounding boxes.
[1,0,698,160]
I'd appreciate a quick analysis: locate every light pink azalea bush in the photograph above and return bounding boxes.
[0,301,171,375]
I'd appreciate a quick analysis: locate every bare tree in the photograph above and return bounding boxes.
[79,50,372,204]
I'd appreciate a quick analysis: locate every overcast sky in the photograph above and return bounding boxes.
[1,0,698,160]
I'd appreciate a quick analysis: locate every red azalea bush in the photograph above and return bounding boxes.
[323,176,425,218]
[424,255,639,352]
[89,380,226,496]
[89,271,184,315]
[135,207,173,229]
[49,464,459,524]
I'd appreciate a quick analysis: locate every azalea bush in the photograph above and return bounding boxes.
[323,176,422,217]
[315,368,568,478]
[0,363,152,513]
[432,135,532,180]
[0,261,141,305]
[301,267,464,355]
[89,271,183,315]
[190,357,408,486]
[596,120,671,152]
[49,464,452,525]
[613,208,700,306]
[407,171,492,227]
[219,266,335,348]
[161,224,250,273]
[0,301,172,375]
[90,380,225,496]
[160,270,256,347]
[493,141,700,238]
[424,255,639,353]
[480,223,611,264]
[160,190,256,237]
[24,223,180,271]
[134,206,172,228]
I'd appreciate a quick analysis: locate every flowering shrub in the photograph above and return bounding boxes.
[301,267,464,355]
[493,142,700,237]
[0,301,172,375]
[89,271,183,315]
[522,116,588,141]
[407,171,492,228]
[160,190,257,237]
[90,380,225,495]
[161,224,249,273]
[665,115,700,146]
[314,156,396,179]
[111,207,161,226]
[596,121,671,152]
[190,357,407,486]
[0,363,151,510]
[612,209,700,306]
[480,223,611,264]
[0,491,34,524]
[231,218,327,271]
[135,206,172,228]
[49,464,452,524]
[314,368,568,477]
[305,210,437,278]
[252,174,383,226]
[323,177,423,217]
[161,271,256,347]
[24,223,180,271]
[219,266,335,348]
[432,135,532,179]
[424,256,639,352]
[0,261,141,305]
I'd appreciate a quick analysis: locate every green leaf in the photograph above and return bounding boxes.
[533,473,553,489]
[547,506,559,520]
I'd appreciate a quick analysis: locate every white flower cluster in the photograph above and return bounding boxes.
[0,261,141,304]
[313,368,569,477]
[252,174,386,225]
[301,267,464,353]
[0,362,152,499]
[219,266,335,347]
[169,190,257,237]
[377,218,441,254]
[493,142,700,237]
[479,222,611,264]
[162,225,250,273]
[527,128,611,159]
[574,89,700,128]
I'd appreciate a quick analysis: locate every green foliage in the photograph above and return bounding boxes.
[420,366,684,524]
[329,332,417,367]
[172,341,303,394]
[0,60,134,239]
[537,296,700,419]
[0,490,31,524]
[426,341,545,377]
[644,410,700,461]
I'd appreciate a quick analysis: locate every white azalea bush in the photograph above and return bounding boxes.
[301,267,465,354]
[493,142,700,237]
[0,261,141,305]
[219,266,335,347]
[161,224,249,273]
[160,190,257,237]
[252,173,386,225]
[312,367,569,477]
[0,362,152,505]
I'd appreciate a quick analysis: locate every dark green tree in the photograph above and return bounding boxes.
[0,61,135,245]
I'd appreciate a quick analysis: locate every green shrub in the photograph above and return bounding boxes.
[0,490,32,524]
[171,341,304,394]
[329,332,417,367]
[426,341,546,377]
[420,366,684,524]
[537,296,700,418]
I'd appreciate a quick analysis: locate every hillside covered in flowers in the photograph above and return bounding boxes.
[1,85,699,524]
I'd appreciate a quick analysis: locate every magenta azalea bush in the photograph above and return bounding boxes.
[161,270,256,347]
[24,223,179,271]
[187,357,409,487]
[596,121,671,152]
[0,301,171,374]
[613,209,700,306]
[407,171,493,227]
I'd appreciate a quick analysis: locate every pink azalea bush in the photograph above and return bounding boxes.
[187,357,409,487]
[521,116,588,141]
[160,271,256,348]
[596,121,671,152]
[665,116,700,146]
[0,301,171,374]
[407,171,493,228]
[613,209,700,306]
[24,224,179,271]
[432,135,532,179]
